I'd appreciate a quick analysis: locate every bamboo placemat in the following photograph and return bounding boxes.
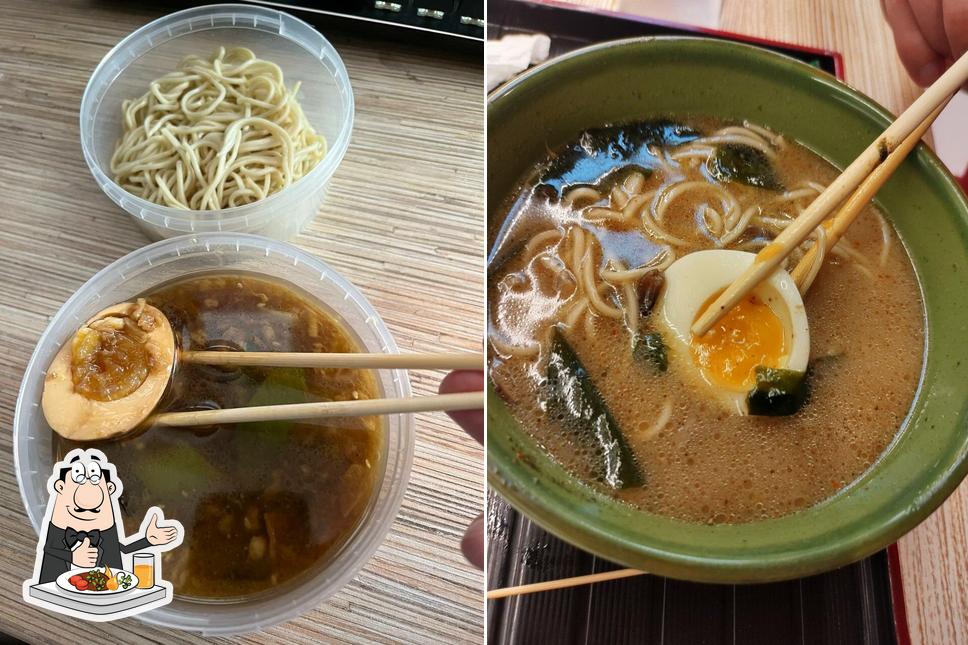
[0,1,484,642]
[487,492,899,644]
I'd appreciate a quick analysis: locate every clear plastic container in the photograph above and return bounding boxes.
[80,4,354,241]
[13,234,413,635]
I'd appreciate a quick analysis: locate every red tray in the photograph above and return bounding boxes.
[488,3,914,643]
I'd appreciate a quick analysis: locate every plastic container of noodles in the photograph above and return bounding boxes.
[79,4,354,240]
[13,234,413,634]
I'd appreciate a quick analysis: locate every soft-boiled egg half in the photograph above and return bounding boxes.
[656,249,809,415]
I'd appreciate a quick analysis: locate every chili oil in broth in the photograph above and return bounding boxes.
[488,117,924,524]
[53,274,383,598]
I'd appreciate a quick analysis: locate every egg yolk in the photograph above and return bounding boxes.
[690,291,786,390]
[71,318,151,402]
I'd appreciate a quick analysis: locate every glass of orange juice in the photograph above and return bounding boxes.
[133,553,154,589]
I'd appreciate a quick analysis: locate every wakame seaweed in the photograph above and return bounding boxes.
[633,331,668,373]
[234,367,307,469]
[746,366,808,416]
[710,143,784,191]
[135,444,222,498]
[545,329,644,488]
[538,119,701,191]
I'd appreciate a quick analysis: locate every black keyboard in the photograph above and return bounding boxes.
[241,0,484,42]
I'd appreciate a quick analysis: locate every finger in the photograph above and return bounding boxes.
[883,0,947,85]
[79,537,90,548]
[909,0,950,57]
[942,0,968,62]
[439,370,484,446]
[149,512,159,528]
[461,513,485,570]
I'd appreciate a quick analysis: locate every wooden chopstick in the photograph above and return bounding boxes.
[691,50,968,337]
[152,391,484,427]
[790,99,950,291]
[487,568,646,599]
[181,350,483,371]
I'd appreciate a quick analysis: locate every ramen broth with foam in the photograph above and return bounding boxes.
[488,117,924,524]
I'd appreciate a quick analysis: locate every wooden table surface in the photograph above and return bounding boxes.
[532,1,967,644]
[0,2,483,643]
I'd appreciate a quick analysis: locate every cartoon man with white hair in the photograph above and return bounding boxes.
[24,448,183,621]
[38,449,179,583]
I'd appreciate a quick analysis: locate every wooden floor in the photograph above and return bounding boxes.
[0,1,484,642]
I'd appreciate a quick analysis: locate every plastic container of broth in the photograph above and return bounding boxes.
[79,4,354,241]
[13,234,414,635]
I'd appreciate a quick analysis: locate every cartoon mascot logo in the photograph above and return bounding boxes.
[23,448,183,621]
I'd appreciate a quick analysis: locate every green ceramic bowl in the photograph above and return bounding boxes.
[487,37,968,583]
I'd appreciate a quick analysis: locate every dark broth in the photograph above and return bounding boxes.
[53,273,383,598]
[488,117,924,524]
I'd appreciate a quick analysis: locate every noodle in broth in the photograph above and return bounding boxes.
[488,117,923,524]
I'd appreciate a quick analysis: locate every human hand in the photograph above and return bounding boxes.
[145,512,178,546]
[71,537,98,568]
[439,369,484,570]
[882,0,968,87]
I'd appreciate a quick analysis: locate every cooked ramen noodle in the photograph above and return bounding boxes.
[488,117,924,524]
[53,274,382,598]
[111,47,326,210]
